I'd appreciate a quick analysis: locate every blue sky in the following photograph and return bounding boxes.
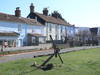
[0,0,100,27]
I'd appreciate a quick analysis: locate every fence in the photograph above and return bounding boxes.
[0,43,52,52]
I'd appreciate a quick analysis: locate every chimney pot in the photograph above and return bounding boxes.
[30,3,34,13]
[43,8,48,16]
[15,7,21,17]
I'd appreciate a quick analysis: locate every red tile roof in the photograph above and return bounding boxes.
[0,12,42,25]
[35,12,71,26]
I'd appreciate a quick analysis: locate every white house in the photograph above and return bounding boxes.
[0,7,46,47]
[27,3,75,43]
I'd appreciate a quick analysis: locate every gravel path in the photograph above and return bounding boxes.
[0,46,100,63]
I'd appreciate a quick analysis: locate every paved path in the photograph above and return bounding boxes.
[0,46,100,63]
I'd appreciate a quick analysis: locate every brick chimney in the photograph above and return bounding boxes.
[43,8,48,16]
[30,3,34,13]
[15,7,21,17]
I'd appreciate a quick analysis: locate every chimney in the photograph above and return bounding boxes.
[43,8,48,16]
[30,3,34,13]
[15,7,21,17]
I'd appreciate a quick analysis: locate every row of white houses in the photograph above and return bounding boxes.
[0,4,100,47]
[27,3,75,43]
[0,4,75,47]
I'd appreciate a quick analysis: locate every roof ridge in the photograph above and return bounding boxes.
[34,12,70,25]
[0,12,42,25]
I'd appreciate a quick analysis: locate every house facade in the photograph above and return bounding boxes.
[75,27,100,46]
[0,7,46,47]
[27,3,75,43]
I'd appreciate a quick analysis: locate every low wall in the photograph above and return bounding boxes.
[0,43,52,52]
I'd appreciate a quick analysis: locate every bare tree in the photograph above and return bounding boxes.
[74,30,91,46]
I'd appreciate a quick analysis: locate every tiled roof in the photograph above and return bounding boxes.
[0,12,42,25]
[34,12,71,26]
[0,31,19,36]
[28,33,46,37]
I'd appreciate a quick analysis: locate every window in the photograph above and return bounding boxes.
[18,24,22,31]
[99,30,100,34]
[61,36,63,40]
[49,24,52,32]
[32,37,36,43]
[55,25,58,32]
[0,40,3,45]
[55,35,57,40]
[61,26,63,33]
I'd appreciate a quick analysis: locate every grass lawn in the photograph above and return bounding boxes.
[0,48,100,75]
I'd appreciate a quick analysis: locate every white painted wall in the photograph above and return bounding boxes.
[0,21,27,47]
[0,21,46,47]
[27,25,45,36]
[46,22,58,40]
[45,22,76,41]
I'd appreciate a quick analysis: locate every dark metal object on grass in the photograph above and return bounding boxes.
[32,35,63,70]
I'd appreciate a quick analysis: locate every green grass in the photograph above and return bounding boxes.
[0,48,100,75]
